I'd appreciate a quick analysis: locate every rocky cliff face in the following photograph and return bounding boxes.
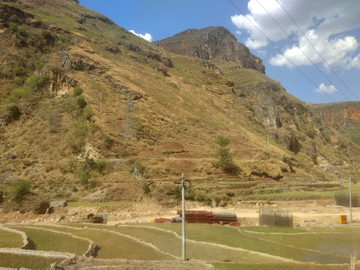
[309,102,360,145]
[154,27,265,74]
[310,102,360,126]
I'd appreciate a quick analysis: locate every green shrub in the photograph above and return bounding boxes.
[85,156,97,170]
[96,158,107,174]
[306,129,316,139]
[9,22,18,32]
[76,96,86,108]
[13,66,24,76]
[13,76,24,86]
[282,156,292,166]
[82,105,92,120]
[35,75,50,88]
[174,186,181,200]
[73,123,87,137]
[73,87,83,96]
[134,160,145,175]
[215,135,231,147]
[11,179,31,200]
[1,19,8,28]
[67,140,82,153]
[142,183,150,196]
[122,149,129,157]
[42,30,52,38]
[79,172,91,186]
[87,123,99,134]
[103,135,113,149]
[9,15,19,23]
[7,105,21,121]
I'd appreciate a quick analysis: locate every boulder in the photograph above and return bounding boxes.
[50,200,68,208]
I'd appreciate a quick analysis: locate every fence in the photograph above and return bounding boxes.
[334,194,360,207]
[259,208,293,227]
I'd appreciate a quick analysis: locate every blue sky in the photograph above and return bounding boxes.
[79,0,360,104]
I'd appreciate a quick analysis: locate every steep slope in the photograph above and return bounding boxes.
[0,0,359,205]
[309,101,360,145]
[154,27,265,74]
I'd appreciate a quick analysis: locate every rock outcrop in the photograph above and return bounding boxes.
[309,102,360,126]
[154,27,265,74]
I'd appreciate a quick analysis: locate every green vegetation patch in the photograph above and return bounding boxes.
[8,226,88,255]
[141,223,349,264]
[66,224,281,263]
[240,226,308,233]
[0,253,63,270]
[251,231,360,257]
[71,229,173,260]
[213,262,349,270]
[0,229,23,248]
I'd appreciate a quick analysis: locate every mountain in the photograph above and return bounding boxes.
[309,102,360,145]
[154,26,265,74]
[0,0,359,205]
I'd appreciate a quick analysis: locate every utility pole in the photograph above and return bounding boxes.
[174,174,190,261]
[181,174,186,261]
[349,178,352,223]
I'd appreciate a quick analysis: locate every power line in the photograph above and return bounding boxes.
[255,0,353,102]
[274,0,360,101]
[228,0,336,102]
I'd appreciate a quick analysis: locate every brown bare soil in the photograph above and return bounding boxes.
[1,200,358,229]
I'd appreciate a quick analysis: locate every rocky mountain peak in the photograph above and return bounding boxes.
[154,26,265,74]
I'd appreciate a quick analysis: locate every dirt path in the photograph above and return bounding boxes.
[1,200,359,229]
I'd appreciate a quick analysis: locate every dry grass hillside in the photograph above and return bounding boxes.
[0,0,360,207]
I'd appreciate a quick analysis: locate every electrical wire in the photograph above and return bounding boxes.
[255,0,353,102]
[228,0,336,102]
[274,0,360,101]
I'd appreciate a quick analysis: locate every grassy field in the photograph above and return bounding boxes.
[143,223,350,264]
[213,262,350,270]
[65,223,354,265]
[1,223,359,269]
[71,229,173,260]
[0,229,23,248]
[7,226,89,255]
[0,253,64,270]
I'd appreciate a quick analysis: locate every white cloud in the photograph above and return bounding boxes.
[129,30,153,42]
[231,0,360,70]
[316,83,337,94]
[244,38,268,49]
[256,49,267,57]
[270,33,359,69]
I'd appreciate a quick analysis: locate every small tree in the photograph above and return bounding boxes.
[73,87,83,96]
[215,135,232,176]
[142,183,150,196]
[11,179,31,200]
[76,95,86,108]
